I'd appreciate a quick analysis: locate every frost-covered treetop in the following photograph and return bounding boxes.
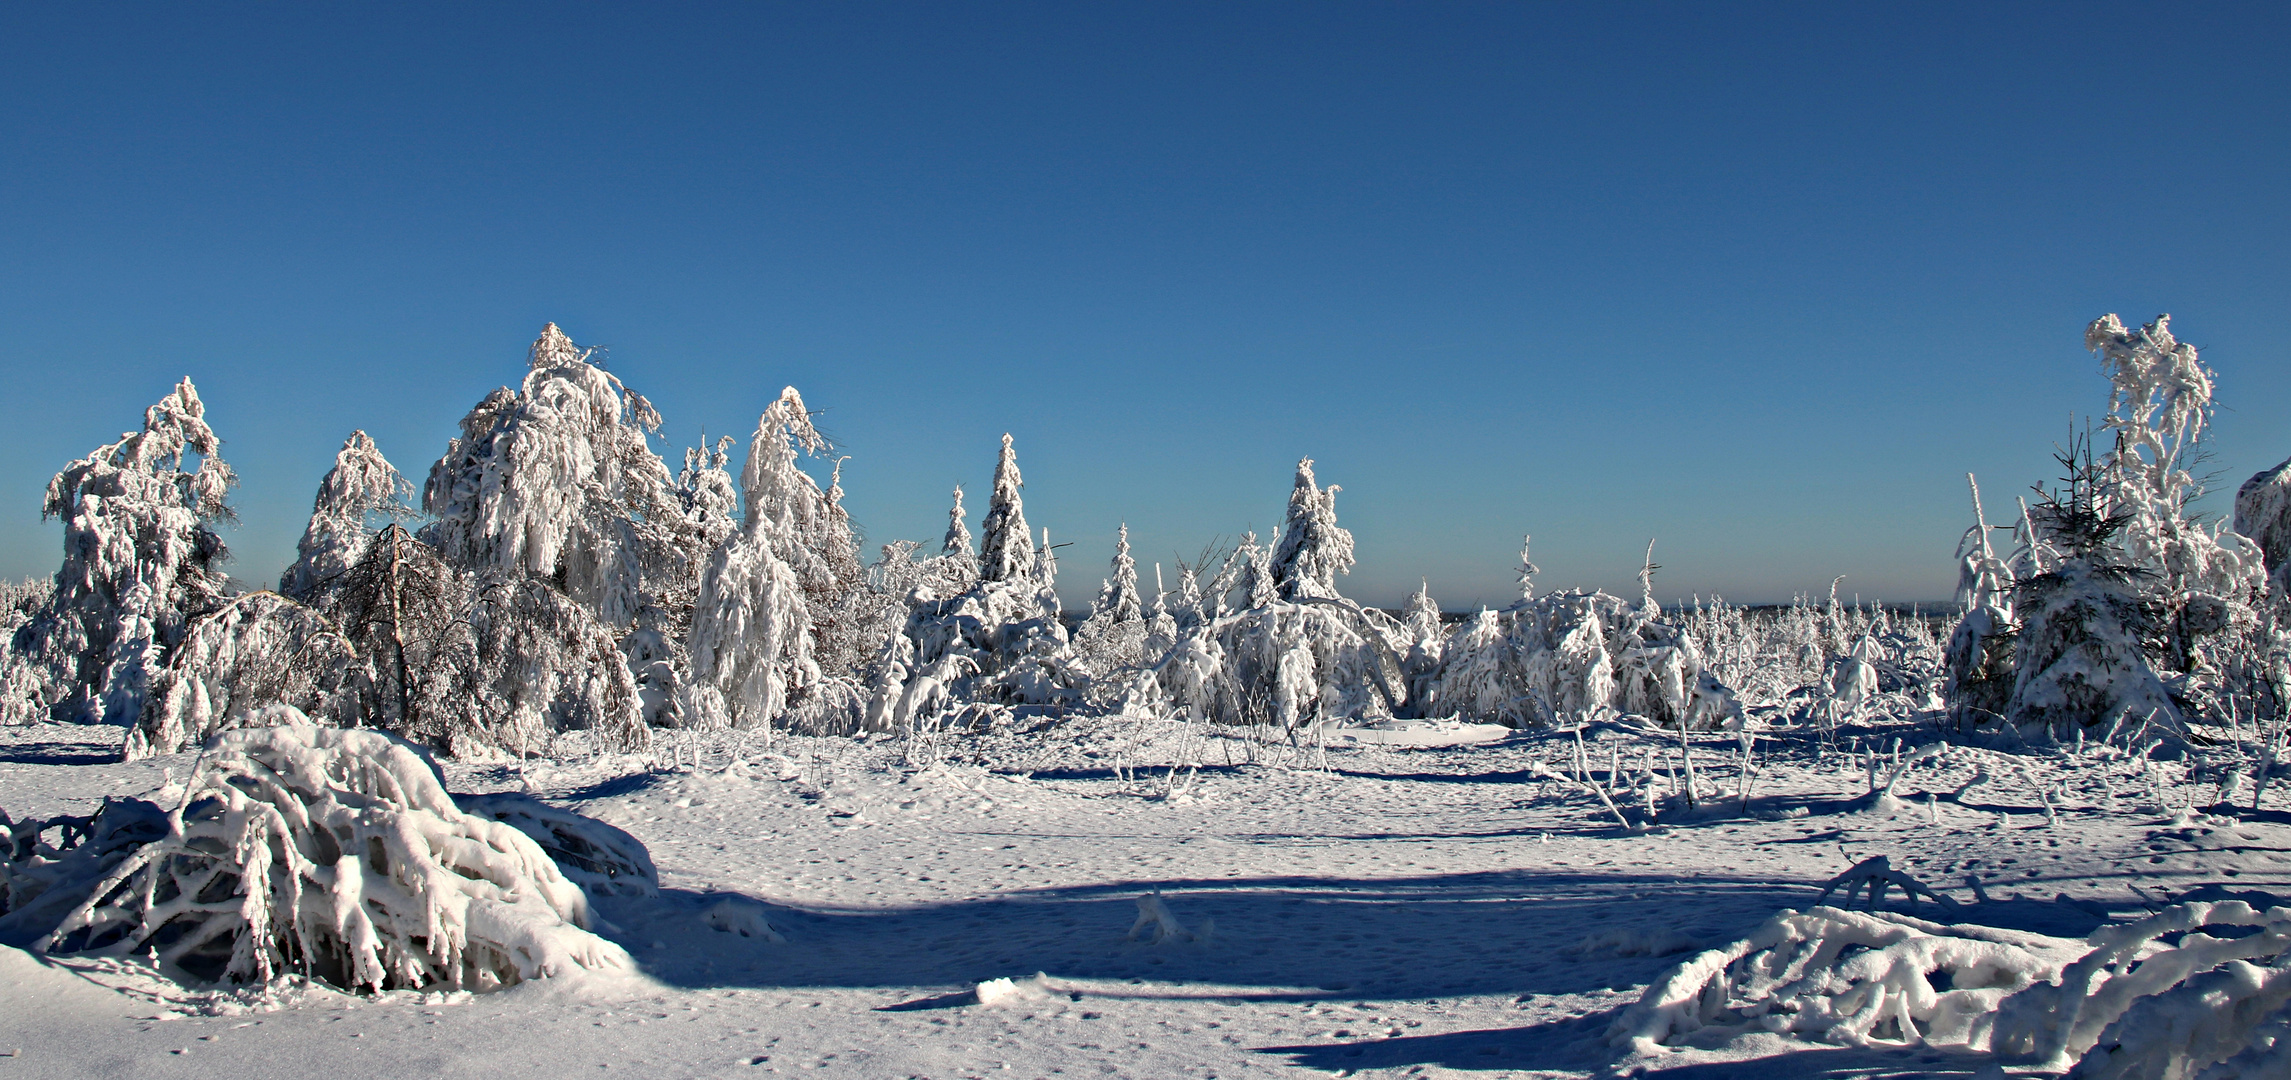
[740,387,831,536]
[943,484,974,558]
[979,433,1035,583]
[46,377,235,531]
[2089,311,2208,470]
[280,430,411,599]
[1269,457,1354,601]
[423,323,674,582]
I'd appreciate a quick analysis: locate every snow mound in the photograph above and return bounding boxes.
[39,714,631,993]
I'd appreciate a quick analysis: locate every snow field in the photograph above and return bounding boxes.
[10,718,2291,1078]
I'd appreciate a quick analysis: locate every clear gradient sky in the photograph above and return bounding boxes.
[3,3,2286,609]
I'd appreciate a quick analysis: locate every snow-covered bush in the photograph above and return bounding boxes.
[41,716,631,991]
[1620,895,2291,1077]
[0,797,170,947]
[279,431,413,603]
[1609,905,2081,1054]
[1992,899,2291,1075]
[10,378,236,726]
[128,591,368,758]
[456,792,657,899]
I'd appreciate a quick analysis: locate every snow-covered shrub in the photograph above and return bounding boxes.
[1991,899,2291,1074]
[11,378,236,725]
[128,591,369,759]
[455,792,657,899]
[1609,905,2081,1054]
[0,797,170,947]
[279,431,413,603]
[41,716,631,991]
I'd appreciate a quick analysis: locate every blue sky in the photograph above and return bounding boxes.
[3,2,2285,608]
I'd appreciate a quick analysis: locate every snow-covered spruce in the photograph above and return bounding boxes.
[42,715,631,991]
[9,378,236,726]
[1946,315,2275,742]
[897,434,1072,709]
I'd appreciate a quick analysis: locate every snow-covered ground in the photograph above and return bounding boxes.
[6,717,2284,1079]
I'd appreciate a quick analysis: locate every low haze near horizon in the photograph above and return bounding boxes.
[2,3,2286,610]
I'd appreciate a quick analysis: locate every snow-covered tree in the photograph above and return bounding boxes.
[685,387,875,731]
[944,483,975,559]
[1399,580,1446,704]
[128,591,367,758]
[1269,458,1354,602]
[323,523,464,744]
[2236,456,2291,603]
[1089,524,1144,626]
[1945,315,2270,739]
[1072,524,1150,696]
[421,323,689,630]
[12,378,236,726]
[978,434,1035,584]
[279,431,412,602]
[897,438,1073,707]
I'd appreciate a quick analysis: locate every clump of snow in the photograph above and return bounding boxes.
[701,898,784,943]
[40,715,631,992]
[975,972,1059,1007]
[1127,890,1210,945]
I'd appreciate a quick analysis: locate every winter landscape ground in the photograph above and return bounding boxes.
[4,313,2291,1079]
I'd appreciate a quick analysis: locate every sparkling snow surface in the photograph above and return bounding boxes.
[4,720,2288,1079]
